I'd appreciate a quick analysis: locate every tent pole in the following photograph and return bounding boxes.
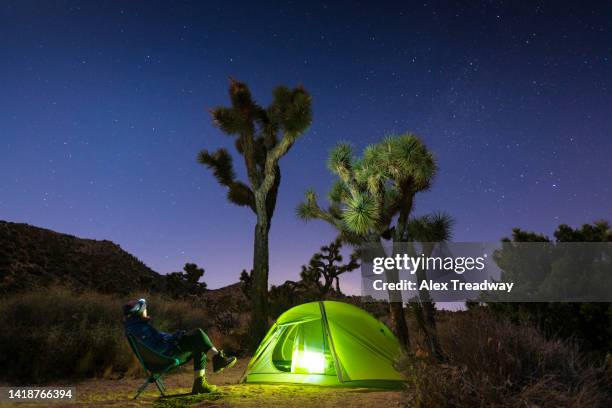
[318,301,346,383]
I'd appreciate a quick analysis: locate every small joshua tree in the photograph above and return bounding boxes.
[166,262,207,296]
[183,263,205,287]
[300,238,360,296]
[239,269,252,299]
[199,78,312,347]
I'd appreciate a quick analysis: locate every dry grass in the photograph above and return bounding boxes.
[0,286,212,383]
[2,286,610,407]
[400,309,612,407]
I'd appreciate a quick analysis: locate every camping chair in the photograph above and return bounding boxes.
[126,334,192,399]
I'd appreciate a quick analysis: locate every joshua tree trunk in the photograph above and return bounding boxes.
[364,240,411,352]
[389,301,410,350]
[415,270,445,361]
[413,243,445,361]
[389,203,412,352]
[385,265,411,351]
[250,196,270,348]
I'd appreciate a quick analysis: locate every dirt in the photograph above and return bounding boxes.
[0,359,406,408]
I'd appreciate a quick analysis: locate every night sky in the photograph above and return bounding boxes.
[1,1,611,293]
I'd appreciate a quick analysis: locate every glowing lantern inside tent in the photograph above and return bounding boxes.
[291,348,325,374]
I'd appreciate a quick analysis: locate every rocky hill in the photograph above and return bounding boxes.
[0,220,166,294]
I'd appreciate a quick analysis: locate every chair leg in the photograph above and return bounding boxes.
[134,376,152,399]
[154,376,166,396]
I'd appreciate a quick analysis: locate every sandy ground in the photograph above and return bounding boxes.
[0,359,406,408]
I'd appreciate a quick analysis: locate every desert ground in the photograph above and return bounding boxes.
[0,359,406,408]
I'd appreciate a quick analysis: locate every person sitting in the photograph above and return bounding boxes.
[123,298,236,394]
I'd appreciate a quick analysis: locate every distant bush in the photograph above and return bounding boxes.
[399,309,612,407]
[0,286,212,383]
[490,222,612,357]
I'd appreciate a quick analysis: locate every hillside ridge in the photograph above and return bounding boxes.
[0,220,165,294]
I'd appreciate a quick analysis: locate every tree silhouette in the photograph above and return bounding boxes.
[297,134,442,352]
[183,263,205,286]
[199,78,312,347]
[300,238,360,295]
[166,262,207,296]
[239,269,252,299]
[490,221,612,356]
[406,213,453,361]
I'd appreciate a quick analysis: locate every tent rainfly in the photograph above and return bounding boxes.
[242,301,404,388]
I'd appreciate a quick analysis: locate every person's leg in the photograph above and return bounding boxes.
[177,329,214,374]
[176,328,217,393]
[175,328,236,394]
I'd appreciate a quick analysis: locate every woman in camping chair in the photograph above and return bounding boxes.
[123,298,236,394]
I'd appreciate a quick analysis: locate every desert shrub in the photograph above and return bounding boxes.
[489,222,612,357]
[489,302,612,358]
[399,309,612,407]
[0,286,211,383]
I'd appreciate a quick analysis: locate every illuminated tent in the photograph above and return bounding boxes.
[243,301,404,387]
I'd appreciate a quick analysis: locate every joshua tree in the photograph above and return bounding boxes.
[297,134,438,351]
[199,79,312,347]
[183,262,205,286]
[300,238,360,296]
[406,213,453,361]
[239,269,253,299]
[166,262,207,296]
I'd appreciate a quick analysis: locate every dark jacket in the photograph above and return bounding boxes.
[124,316,183,355]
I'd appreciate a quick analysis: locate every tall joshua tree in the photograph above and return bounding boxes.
[297,134,438,351]
[199,78,312,346]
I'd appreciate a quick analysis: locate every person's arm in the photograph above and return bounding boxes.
[168,329,186,341]
[148,323,172,342]
[148,323,185,343]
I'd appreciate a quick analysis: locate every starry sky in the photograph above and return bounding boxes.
[1,1,611,293]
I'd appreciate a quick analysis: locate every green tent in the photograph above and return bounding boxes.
[243,301,404,388]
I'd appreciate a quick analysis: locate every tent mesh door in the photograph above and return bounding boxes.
[271,320,336,375]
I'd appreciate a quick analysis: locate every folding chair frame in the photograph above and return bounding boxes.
[127,335,190,399]
[134,371,169,399]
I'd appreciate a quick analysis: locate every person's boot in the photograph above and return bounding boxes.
[191,376,218,394]
[212,350,237,373]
